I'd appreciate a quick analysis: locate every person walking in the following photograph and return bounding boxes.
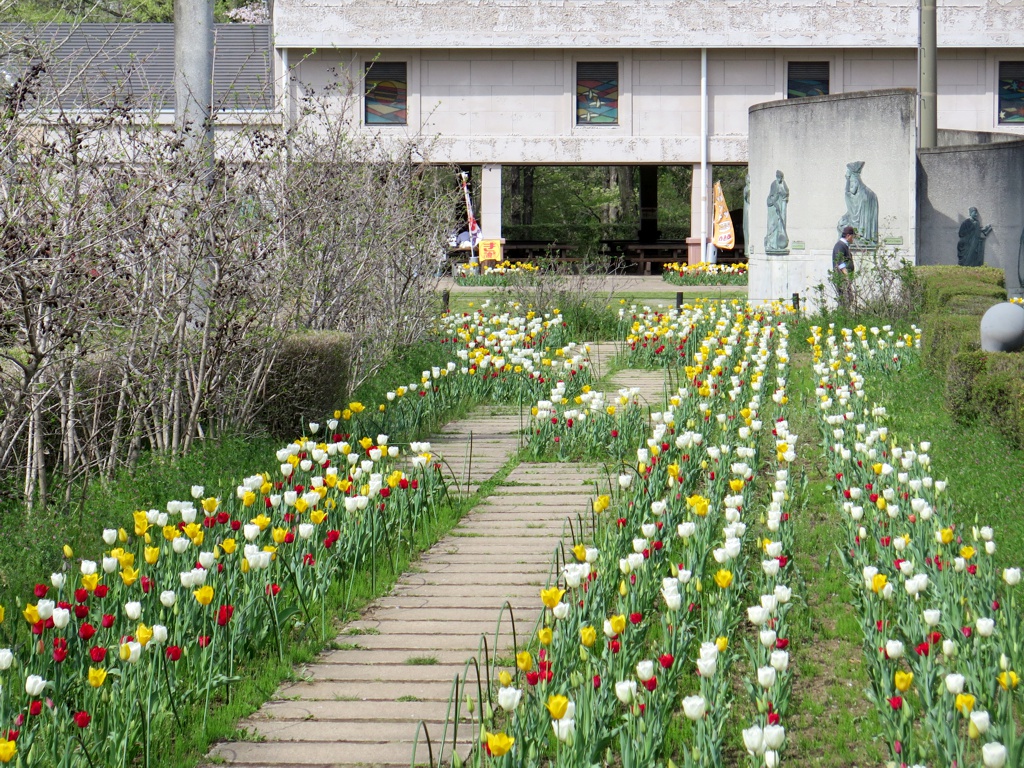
[832,225,856,310]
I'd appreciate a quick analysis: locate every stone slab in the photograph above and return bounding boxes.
[301,663,467,682]
[275,679,456,702]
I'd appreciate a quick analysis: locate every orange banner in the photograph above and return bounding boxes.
[711,181,736,250]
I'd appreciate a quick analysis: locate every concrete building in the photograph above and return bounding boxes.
[273,0,1024,257]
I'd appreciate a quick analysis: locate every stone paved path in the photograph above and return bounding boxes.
[207,342,668,768]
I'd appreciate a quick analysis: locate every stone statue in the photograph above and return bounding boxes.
[956,207,992,267]
[764,170,789,254]
[836,161,879,245]
[742,173,750,255]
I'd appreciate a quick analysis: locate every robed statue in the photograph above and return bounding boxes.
[957,207,992,267]
[836,161,879,245]
[764,170,789,254]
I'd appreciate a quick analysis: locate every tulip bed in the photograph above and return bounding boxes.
[454,261,541,286]
[810,324,1024,768]
[477,303,803,766]
[661,263,748,287]
[0,306,602,768]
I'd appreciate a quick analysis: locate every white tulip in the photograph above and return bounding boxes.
[0,649,12,670]
[945,673,965,695]
[615,680,637,704]
[636,660,655,682]
[757,665,777,689]
[125,601,142,621]
[160,590,176,608]
[742,725,766,756]
[682,694,706,720]
[982,742,1007,768]
[763,724,786,749]
[976,617,995,637]
[102,529,118,546]
[497,686,522,712]
[25,674,46,696]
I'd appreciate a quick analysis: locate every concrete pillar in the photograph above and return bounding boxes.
[919,0,937,148]
[638,165,659,243]
[481,164,502,241]
[687,163,712,263]
[174,0,214,158]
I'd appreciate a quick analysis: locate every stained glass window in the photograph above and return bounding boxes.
[787,61,829,99]
[998,61,1024,124]
[577,62,618,125]
[365,62,407,125]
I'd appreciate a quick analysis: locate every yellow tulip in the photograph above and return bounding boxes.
[486,732,514,757]
[716,636,729,652]
[609,614,627,636]
[242,491,256,507]
[545,695,569,720]
[999,670,1019,690]
[184,523,204,546]
[310,510,327,525]
[871,573,888,594]
[538,627,553,645]
[498,671,512,687]
[939,528,954,545]
[81,573,99,592]
[516,651,532,672]
[163,525,181,541]
[221,538,237,555]
[202,497,219,514]
[132,510,149,536]
[294,497,309,514]
[955,693,976,716]
[23,604,40,624]
[272,527,288,545]
[714,569,733,589]
[114,549,134,569]
[193,585,214,606]
[580,626,597,647]
[251,514,271,531]
[144,547,160,565]
[960,546,976,560]
[120,566,139,587]
[63,545,74,558]
[0,737,16,762]
[729,479,745,492]
[0,606,4,624]
[572,544,587,562]
[260,482,273,496]
[895,670,913,692]
[136,624,154,647]
[88,667,107,688]
[540,587,565,610]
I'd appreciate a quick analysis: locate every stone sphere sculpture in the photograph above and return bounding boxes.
[980,302,1024,352]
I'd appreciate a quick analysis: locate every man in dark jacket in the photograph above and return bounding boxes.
[832,225,856,309]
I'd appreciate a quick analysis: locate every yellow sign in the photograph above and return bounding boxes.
[711,181,736,250]
[478,239,502,267]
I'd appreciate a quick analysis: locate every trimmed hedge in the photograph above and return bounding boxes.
[916,265,1024,448]
[259,331,351,438]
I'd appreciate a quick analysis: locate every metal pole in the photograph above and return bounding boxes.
[700,48,708,262]
[919,0,937,148]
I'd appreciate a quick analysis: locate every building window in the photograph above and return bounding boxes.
[787,61,829,98]
[576,62,618,124]
[998,61,1024,124]
[364,62,407,125]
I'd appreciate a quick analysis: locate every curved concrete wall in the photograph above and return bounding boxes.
[746,89,917,305]
[918,138,1024,295]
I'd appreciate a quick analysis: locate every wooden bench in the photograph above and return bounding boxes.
[624,243,689,275]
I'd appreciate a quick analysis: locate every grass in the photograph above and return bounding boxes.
[406,656,440,666]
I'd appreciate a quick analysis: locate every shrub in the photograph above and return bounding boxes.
[259,331,351,438]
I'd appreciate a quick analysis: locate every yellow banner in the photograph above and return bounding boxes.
[711,181,736,250]
[478,239,502,266]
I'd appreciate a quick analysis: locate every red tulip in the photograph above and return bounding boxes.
[89,646,107,663]
[165,646,182,662]
[101,614,114,629]
[73,711,91,728]
[217,605,234,626]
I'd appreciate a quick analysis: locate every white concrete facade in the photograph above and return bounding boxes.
[283,46,1024,165]
[274,2,1024,240]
